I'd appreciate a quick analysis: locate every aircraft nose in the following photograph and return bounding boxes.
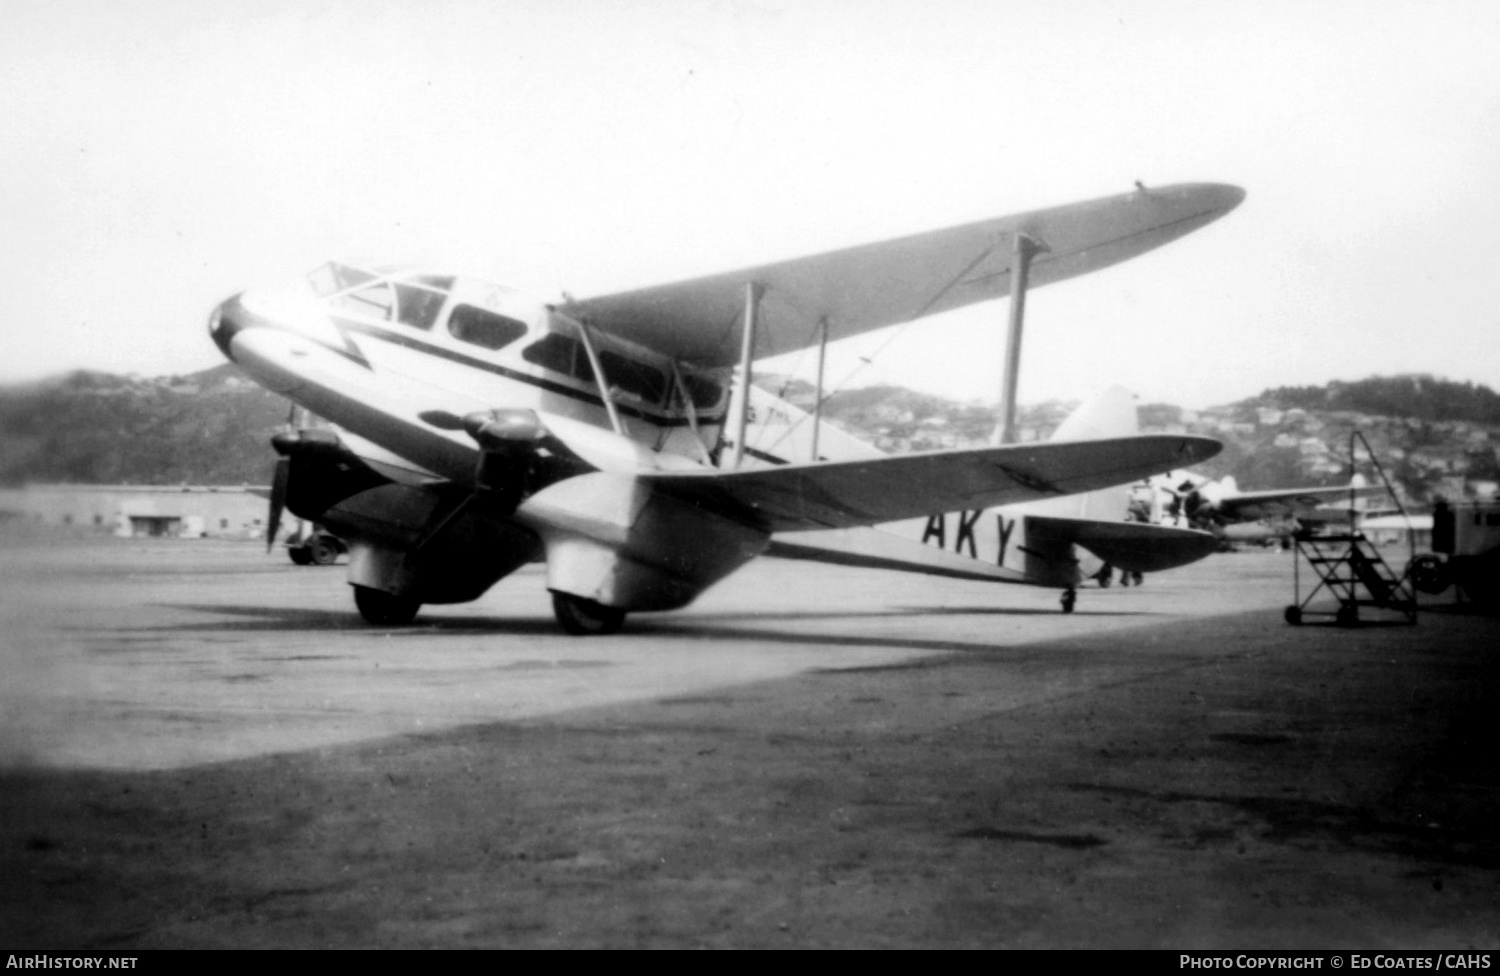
[207,293,249,360]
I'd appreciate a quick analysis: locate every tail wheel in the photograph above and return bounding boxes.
[1060,588,1077,614]
[552,592,626,636]
[353,585,421,626]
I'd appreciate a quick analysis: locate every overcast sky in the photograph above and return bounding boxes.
[3,0,1498,409]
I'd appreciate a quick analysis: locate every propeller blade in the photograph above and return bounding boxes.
[267,456,289,552]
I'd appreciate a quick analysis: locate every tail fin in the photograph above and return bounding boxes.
[1038,386,1139,521]
[1051,385,1138,442]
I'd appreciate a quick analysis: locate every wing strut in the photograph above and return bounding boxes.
[728,282,764,469]
[669,361,716,466]
[810,316,829,462]
[998,233,1047,445]
[577,322,626,438]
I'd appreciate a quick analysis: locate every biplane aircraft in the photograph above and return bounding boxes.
[1146,470,1391,544]
[209,183,1242,633]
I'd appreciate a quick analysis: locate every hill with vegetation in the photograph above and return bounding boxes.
[0,364,289,486]
[779,373,1500,507]
[1262,376,1500,425]
[2,367,1496,507]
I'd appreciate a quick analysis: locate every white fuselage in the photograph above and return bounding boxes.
[212,264,733,484]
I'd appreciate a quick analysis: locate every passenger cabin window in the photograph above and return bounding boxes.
[449,304,527,351]
[521,333,669,407]
[522,333,583,377]
[678,374,724,411]
[599,351,666,405]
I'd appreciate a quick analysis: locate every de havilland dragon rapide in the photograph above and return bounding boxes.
[209,183,1244,633]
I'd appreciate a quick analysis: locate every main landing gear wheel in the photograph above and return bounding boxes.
[552,592,626,636]
[1060,588,1077,614]
[1284,605,1303,625]
[288,546,315,566]
[308,535,340,566]
[1408,554,1450,595]
[353,585,421,626]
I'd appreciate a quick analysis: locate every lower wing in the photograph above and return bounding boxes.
[646,434,1221,532]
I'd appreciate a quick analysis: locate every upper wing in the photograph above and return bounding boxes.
[1218,485,1388,522]
[564,183,1244,368]
[646,434,1221,533]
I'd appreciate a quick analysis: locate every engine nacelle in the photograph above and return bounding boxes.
[516,472,770,612]
[334,482,543,604]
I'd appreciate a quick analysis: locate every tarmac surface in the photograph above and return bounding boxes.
[0,528,1497,948]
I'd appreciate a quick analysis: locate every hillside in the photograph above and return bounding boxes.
[780,373,1500,506]
[1263,376,1500,425]
[0,364,290,486]
[1152,375,1500,505]
[2,368,1496,507]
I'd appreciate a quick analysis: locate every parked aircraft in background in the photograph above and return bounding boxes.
[209,183,1241,633]
[1141,471,1391,545]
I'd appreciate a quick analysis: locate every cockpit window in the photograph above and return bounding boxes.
[449,304,527,351]
[307,262,378,297]
[331,281,397,321]
[308,265,454,329]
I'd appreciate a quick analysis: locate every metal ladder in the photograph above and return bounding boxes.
[1285,431,1418,626]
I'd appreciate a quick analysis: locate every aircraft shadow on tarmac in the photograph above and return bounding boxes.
[158,601,1153,632]
[142,601,1157,660]
[703,606,1156,620]
[156,603,564,635]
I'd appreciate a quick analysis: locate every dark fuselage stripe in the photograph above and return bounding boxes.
[744,446,790,467]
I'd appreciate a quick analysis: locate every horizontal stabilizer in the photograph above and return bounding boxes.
[647,434,1221,533]
[1027,516,1218,573]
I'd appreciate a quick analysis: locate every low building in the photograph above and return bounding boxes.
[1360,513,1433,551]
[0,484,270,539]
